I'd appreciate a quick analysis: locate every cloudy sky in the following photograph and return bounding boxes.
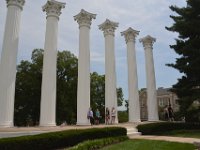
[0,0,186,105]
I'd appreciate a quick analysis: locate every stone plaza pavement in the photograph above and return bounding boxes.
[129,135,200,144]
[0,123,139,138]
[0,123,200,145]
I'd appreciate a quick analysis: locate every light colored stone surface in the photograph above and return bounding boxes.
[140,35,159,121]
[0,0,25,127]
[40,0,65,127]
[99,19,119,123]
[130,135,200,144]
[0,123,140,138]
[74,9,96,125]
[121,27,141,122]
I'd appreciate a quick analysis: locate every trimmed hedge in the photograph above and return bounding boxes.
[68,136,128,150]
[137,122,200,135]
[0,127,127,150]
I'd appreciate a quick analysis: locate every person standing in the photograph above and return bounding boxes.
[168,104,174,121]
[164,105,169,121]
[105,107,110,125]
[87,108,94,125]
[95,109,100,125]
[111,107,116,124]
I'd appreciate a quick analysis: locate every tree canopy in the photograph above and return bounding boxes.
[166,0,200,122]
[14,49,124,126]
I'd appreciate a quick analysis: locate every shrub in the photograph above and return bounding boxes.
[185,107,200,123]
[137,122,200,135]
[118,111,128,123]
[0,127,127,150]
[68,136,128,150]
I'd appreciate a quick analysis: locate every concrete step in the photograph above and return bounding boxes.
[126,127,141,136]
[127,128,138,132]
[127,132,141,137]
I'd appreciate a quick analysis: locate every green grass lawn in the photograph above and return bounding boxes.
[156,130,200,138]
[101,139,195,150]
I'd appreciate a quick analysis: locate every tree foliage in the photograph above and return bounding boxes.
[90,72,105,121]
[90,72,124,122]
[15,49,78,125]
[14,49,124,126]
[166,0,200,122]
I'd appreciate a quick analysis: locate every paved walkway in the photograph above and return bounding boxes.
[0,123,139,132]
[0,123,139,138]
[129,135,200,144]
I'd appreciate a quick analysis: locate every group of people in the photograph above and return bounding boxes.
[105,107,116,125]
[87,107,116,125]
[164,104,174,121]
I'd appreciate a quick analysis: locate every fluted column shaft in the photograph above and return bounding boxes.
[105,34,118,115]
[40,0,65,126]
[121,28,141,122]
[77,25,90,125]
[140,35,159,121]
[74,9,96,125]
[99,19,119,123]
[0,0,25,127]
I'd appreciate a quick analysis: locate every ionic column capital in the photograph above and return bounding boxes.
[121,27,139,43]
[99,19,119,36]
[42,0,65,19]
[139,35,156,49]
[74,9,96,28]
[6,0,25,10]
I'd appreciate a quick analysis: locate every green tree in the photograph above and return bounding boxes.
[14,49,125,126]
[56,51,78,124]
[90,72,124,122]
[166,0,200,122]
[117,87,124,106]
[125,100,128,113]
[14,49,78,126]
[90,72,105,120]
[15,49,43,126]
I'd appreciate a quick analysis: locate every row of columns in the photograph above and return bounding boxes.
[0,0,158,127]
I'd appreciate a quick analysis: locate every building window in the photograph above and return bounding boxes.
[141,99,145,107]
[159,99,164,107]
[164,98,170,106]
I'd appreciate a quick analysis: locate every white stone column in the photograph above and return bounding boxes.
[121,27,141,122]
[0,0,25,127]
[99,19,119,123]
[40,0,65,127]
[74,9,96,125]
[139,35,159,121]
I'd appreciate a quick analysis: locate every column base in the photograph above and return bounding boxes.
[39,122,56,127]
[129,120,141,123]
[76,122,91,126]
[114,120,119,124]
[0,121,14,128]
[148,119,159,122]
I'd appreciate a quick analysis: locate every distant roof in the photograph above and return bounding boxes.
[157,87,172,96]
[139,87,174,96]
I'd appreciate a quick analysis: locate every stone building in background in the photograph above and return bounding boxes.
[139,87,179,121]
